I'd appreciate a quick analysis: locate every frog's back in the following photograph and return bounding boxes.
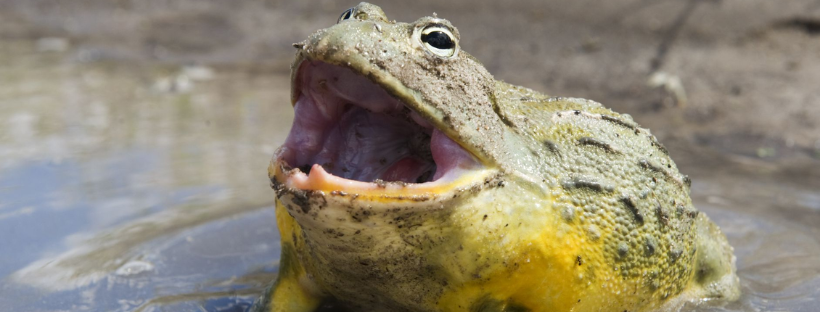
[491,82,740,310]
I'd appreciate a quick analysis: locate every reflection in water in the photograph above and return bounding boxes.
[682,179,820,312]
[0,41,818,311]
[0,41,290,311]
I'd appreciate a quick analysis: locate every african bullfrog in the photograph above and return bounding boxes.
[257,3,740,311]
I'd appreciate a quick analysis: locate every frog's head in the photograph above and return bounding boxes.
[271,2,525,226]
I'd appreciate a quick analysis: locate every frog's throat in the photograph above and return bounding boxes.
[271,59,495,198]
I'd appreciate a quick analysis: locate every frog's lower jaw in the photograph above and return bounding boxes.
[265,161,503,312]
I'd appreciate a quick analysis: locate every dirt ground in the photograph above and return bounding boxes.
[1,1,819,311]
[1,0,818,184]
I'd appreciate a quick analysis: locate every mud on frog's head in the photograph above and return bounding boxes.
[271,2,521,216]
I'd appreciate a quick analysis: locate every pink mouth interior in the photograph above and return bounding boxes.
[279,61,479,184]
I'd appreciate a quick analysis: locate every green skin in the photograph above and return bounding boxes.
[257,3,740,312]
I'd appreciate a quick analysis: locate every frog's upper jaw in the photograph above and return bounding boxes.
[272,60,496,199]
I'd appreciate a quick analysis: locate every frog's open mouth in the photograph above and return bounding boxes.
[274,61,486,194]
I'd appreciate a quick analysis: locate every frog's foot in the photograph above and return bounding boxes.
[659,214,741,311]
[689,214,741,301]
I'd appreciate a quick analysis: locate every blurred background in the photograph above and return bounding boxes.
[0,0,818,311]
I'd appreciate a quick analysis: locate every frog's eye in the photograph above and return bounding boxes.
[337,7,355,23]
[420,26,458,57]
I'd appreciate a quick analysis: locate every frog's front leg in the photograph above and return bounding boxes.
[252,243,324,312]
[252,203,326,312]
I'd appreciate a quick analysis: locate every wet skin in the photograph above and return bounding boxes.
[257,3,740,312]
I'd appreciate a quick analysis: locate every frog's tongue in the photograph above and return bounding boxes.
[279,61,480,187]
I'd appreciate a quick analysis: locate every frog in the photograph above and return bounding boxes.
[257,2,740,311]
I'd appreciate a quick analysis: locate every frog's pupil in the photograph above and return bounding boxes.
[422,31,454,50]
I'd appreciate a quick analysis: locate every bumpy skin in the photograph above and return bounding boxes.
[259,3,740,312]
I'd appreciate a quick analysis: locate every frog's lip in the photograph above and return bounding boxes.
[271,60,494,197]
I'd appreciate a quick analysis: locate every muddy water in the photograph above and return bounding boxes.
[0,41,291,311]
[0,38,818,312]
